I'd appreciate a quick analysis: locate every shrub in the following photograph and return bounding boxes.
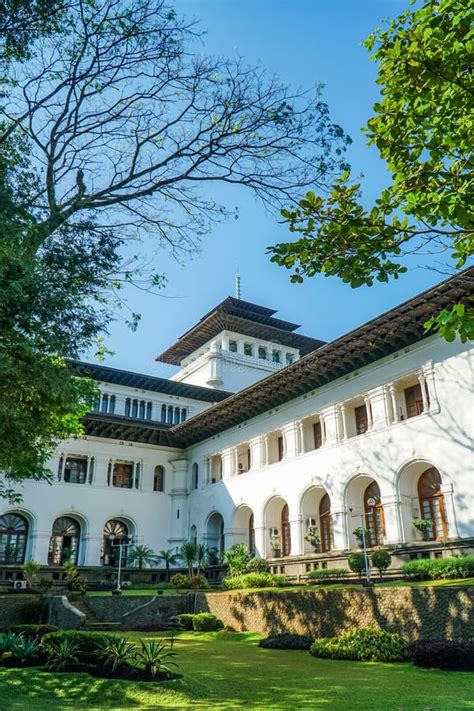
[155,582,173,590]
[259,634,313,650]
[192,613,221,632]
[171,573,190,590]
[98,637,136,672]
[402,556,474,581]
[41,631,118,662]
[310,628,409,662]
[134,639,178,678]
[223,544,251,577]
[307,568,346,583]
[371,550,391,580]
[188,575,209,590]
[21,560,40,588]
[0,632,21,654]
[45,638,80,672]
[410,639,474,671]
[10,636,40,664]
[246,557,269,573]
[175,614,195,631]
[63,561,87,594]
[222,572,288,590]
[348,552,367,578]
[8,625,58,640]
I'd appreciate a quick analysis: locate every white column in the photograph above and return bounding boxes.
[380,495,402,545]
[338,404,347,441]
[263,434,269,466]
[30,531,51,565]
[367,385,391,431]
[253,523,266,558]
[289,514,303,555]
[320,405,339,446]
[417,370,430,413]
[388,384,400,423]
[168,459,189,548]
[422,362,440,414]
[331,508,347,551]
[282,421,299,459]
[83,534,103,566]
[221,448,233,479]
[441,483,459,538]
[296,420,304,455]
[249,436,264,470]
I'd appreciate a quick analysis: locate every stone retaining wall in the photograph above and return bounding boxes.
[196,587,473,641]
[78,593,192,625]
[0,595,42,629]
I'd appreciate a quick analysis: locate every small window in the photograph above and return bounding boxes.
[229,340,238,353]
[181,408,187,422]
[125,398,131,417]
[272,350,281,363]
[161,404,167,422]
[154,465,165,492]
[139,400,146,419]
[286,353,294,365]
[192,463,199,489]
[174,407,180,425]
[313,421,322,449]
[132,399,138,418]
[405,383,424,418]
[101,394,108,413]
[258,346,267,360]
[109,395,116,414]
[167,406,173,424]
[244,343,253,356]
[146,402,152,420]
[112,462,133,489]
[63,456,87,484]
[355,404,368,435]
[277,436,284,461]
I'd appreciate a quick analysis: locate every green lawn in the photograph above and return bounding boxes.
[85,577,474,596]
[0,631,472,710]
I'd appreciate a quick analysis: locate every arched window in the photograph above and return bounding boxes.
[418,467,447,540]
[125,398,131,417]
[192,463,199,490]
[154,465,165,492]
[364,481,385,547]
[48,516,80,565]
[0,513,28,564]
[248,512,255,557]
[102,519,129,567]
[319,494,333,553]
[281,504,291,556]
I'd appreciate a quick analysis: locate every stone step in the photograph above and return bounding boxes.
[84,622,123,632]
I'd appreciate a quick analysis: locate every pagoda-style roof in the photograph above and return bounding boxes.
[68,360,232,403]
[156,296,325,365]
[170,268,474,447]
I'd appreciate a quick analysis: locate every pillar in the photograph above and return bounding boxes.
[249,435,264,470]
[388,383,400,423]
[331,507,348,551]
[253,523,266,558]
[380,495,402,545]
[422,361,440,414]
[168,459,189,548]
[83,533,104,566]
[30,531,51,565]
[282,421,299,459]
[441,483,459,538]
[367,385,391,431]
[221,448,234,479]
[289,514,303,555]
[320,405,339,446]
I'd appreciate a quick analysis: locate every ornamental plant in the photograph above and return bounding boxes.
[348,552,367,579]
[304,527,321,547]
[310,628,408,662]
[412,518,433,531]
[370,550,391,580]
[223,543,251,577]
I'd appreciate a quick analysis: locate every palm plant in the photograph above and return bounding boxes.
[180,541,197,577]
[45,639,80,672]
[128,544,158,570]
[134,640,178,679]
[98,637,136,672]
[195,543,208,575]
[156,549,181,582]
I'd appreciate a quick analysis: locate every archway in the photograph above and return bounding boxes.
[233,505,255,556]
[48,516,81,565]
[398,461,448,541]
[206,512,224,562]
[300,487,332,553]
[102,519,130,566]
[0,513,29,564]
[264,496,291,557]
[345,475,385,549]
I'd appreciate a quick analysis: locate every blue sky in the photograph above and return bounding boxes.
[90,0,442,378]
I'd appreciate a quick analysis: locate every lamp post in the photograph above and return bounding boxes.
[349,507,372,586]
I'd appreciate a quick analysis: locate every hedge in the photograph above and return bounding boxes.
[222,573,288,590]
[310,628,409,662]
[402,556,474,581]
[410,639,474,671]
[192,613,221,632]
[259,634,313,650]
[175,614,195,631]
[307,568,346,583]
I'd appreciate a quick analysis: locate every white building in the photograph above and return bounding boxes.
[1,271,473,575]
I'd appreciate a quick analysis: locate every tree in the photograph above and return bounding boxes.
[269,0,474,341]
[156,549,181,582]
[128,544,158,570]
[179,542,197,578]
[223,543,251,577]
[0,0,350,489]
[348,552,367,580]
[195,543,208,576]
[371,550,391,581]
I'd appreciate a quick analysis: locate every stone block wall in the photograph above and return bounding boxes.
[0,595,42,629]
[196,587,473,641]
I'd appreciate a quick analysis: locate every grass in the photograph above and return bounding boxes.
[0,631,473,710]
[84,577,474,597]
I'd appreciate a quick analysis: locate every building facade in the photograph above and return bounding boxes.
[1,271,473,574]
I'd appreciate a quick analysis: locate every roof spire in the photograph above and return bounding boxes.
[235,271,241,299]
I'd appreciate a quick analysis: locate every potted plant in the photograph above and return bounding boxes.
[270,536,281,558]
[353,527,370,548]
[304,526,321,553]
[412,518,433,541]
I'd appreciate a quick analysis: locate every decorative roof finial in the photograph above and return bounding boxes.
[235,271,241,299]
